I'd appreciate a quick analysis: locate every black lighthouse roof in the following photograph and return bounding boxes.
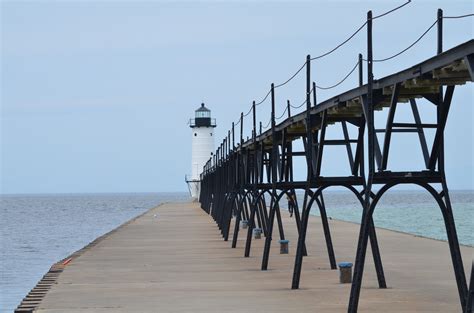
[196,103,210,112]
[190,103,216,128]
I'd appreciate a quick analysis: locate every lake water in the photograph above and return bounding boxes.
[302,190,473,246]
[0,192,189,312]
[0,190,472,312]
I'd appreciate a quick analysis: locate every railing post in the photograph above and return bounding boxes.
[291,55,312,290]
[228,130,231,156]
[225,138,228,160]
[244,101,259,257]
[221,142,224,165]
[348,10,376,313]
[306,55,311,110]
[271,84,275,131]
[367,10,374,175]
[240,112,244,146]
[261,83,278,270]
[312,81,317,106]
[434,8,444,172]
[437,8,443,55]
[305,54,312,175]
[252,101,256,140]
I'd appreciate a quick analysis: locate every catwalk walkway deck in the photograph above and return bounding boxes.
[24,202,473,313]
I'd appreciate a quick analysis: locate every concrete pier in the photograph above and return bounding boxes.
[28,202,472,312]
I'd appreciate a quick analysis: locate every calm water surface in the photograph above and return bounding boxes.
[0,191,472,312]
[0,192,188,312]
[304,190,473,246]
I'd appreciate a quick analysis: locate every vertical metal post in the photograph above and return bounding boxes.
[224,138,227,159]
[306,55,311,111]
[244,102,258,257]
[467,262,474,313]
[367,11,374,175]
[221,142,224,164]
[305,54,312,176]
[436,9,445,173]
[287,100,291,117]
[436,8,443,170]
[437,9,443,55]
[312,81,317,106]
[253,101,256,140]
[252,102,257,189]
[348,10,374,313]
[240,113,244,146]
[231,116,242,248]
[291,55,312,289]
[261,83,278,270]
[228,131,231,156]
[232,122,235,149]
[437,9,468,310]
[271,85,275,149]
[352,53,365,175]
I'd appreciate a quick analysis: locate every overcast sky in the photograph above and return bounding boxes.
[1,0,473,194]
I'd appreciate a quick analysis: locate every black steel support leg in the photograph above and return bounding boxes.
[368,218,387,288]
[261,197,269,236]
[223,196,235,241]
[255,199,264,232]
[261,198,277,270]
[218,196,227,235]
[231,196,246,248]
[275,203,285,240]
[441,181,468,310]
[244,197,257,257]
[467,262,474,313]
[348,203,372,313]
[291,191,311,289]
[242,198,249,220]
[292,199,308,256]
[315,194,337,270]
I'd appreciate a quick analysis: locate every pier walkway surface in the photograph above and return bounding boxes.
[33,202,472,313]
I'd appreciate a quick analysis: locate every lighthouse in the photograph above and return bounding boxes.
[186,103,216,199]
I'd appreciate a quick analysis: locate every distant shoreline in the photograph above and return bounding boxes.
[1,189,473,197]
[0,191,190,197]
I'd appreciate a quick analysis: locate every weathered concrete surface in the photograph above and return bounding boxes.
[36,202,472,312]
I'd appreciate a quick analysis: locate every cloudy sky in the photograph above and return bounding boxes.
[1,0,473,194]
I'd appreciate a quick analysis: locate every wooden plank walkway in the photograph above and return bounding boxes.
[33,202,472,312]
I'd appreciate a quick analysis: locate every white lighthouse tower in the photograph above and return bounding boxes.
[186,103,216,199]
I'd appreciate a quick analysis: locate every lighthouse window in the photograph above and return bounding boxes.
[196,111,211,118]
[210,133,212,136]
[194,133,197,136]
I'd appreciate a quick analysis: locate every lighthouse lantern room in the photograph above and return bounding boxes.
[186,103,216,199]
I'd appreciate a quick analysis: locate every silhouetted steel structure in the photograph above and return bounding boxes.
[199,8,473,313]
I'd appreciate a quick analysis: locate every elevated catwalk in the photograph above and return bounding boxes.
[199,35,473,312]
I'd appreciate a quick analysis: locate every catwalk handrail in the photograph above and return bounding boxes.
[236,39,474,150]
[240,1,414,120]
